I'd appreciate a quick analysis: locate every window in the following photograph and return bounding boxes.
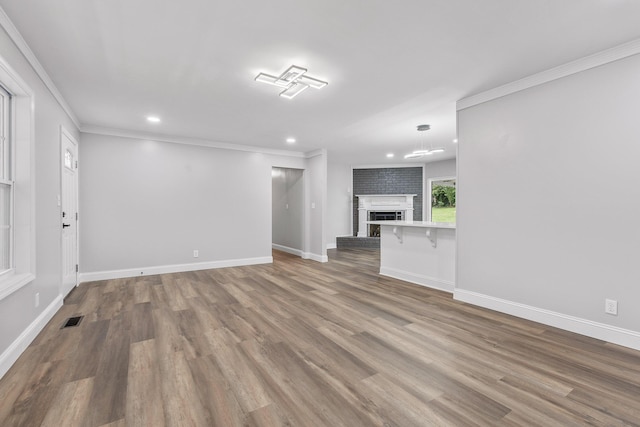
[428,177,456,224]
[0,85,12,275]
[0,54,35,301]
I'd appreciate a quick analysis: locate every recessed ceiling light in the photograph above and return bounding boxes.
[286,138,296,144]
[453,138,458,143]
[146,116,161,123]
[386,153,394,158]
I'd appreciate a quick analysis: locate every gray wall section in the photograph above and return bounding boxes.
[352,167,423,235]
[457,53,640,333]
[80,133,272,272]
[79,133,328,273]
[272,167,303,251]
[0,27,79,359]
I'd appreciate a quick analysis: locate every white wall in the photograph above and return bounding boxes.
[0,25,79,377]
[456,53,640,349]
[79,134,327,279]
[272,167,304,253]
[326,157,351,248]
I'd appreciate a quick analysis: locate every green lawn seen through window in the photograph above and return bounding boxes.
[431,207,456,223]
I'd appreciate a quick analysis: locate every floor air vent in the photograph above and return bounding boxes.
[62,316,83,329]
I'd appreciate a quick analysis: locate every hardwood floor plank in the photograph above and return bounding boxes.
[205,328,272,412]
[247,403,292,427]
[158,350,209,427]
[64,318,110,382]
[187,354,247,426]
[3,359,68,427]
[126,339,165,427]
[130,302,155,343]
[356,373,448,426]
[40,377,94,427]
[83,313,131,426]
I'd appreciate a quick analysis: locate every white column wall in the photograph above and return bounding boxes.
[305,150,327,262]
[326,157,351,248]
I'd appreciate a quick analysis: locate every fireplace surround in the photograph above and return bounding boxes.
[356,194,416,237]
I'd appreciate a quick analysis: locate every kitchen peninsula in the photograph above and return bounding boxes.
[367,220,456,292]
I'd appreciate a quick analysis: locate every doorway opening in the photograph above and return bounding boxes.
[272,167,304,257]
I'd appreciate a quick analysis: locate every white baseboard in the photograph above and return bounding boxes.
[380,267,454,293]
[272,244,303,257]
[0,294,63,380]
[79,256,273,283]
[454,289,640,351]
[301,252,329,263]
[272,245,329,262]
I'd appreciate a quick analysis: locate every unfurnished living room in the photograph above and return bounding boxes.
[0,1,639,426]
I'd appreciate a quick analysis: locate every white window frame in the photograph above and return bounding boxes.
[427,175,456,223]
[0,84,13,278]
[0,54,35,301]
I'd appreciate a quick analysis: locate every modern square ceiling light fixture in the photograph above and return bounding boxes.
[255,65,328,99]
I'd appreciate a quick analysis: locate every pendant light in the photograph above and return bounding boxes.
[404,124,444,159]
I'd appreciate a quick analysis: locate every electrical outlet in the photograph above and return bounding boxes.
[193,250,199,258]
[605,299,618,315]
[35,292,39,308]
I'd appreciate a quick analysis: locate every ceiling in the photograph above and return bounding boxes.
[2,0,640,165]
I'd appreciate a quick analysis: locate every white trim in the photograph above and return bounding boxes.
[380,266,454,293]
[78,256,273,283]
[301,252,328,263]
[81,125,307,158]
[426,175,456,222]
[0,49,36,300]
[454,289,640,351]
[0,7,80,127]
[457,38,640,111]
[304,149,325,158]
[326,243,337,250]
[0,294,63,380]
[353,163,424,170]
[272,243,303,257]
[0,272,34,301]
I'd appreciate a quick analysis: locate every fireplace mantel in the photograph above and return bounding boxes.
[356,194,416,237]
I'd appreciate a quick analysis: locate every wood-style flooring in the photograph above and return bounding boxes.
[0,249,639,426]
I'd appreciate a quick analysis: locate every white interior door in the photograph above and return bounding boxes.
[61,128,78,296]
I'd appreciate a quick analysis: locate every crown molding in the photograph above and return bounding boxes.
[457,38,640,111]
[0,6,80,128]
[80,124,307,158]
[305,148,327,158]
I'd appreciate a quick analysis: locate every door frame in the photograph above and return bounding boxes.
[60,125,79,294]
[271,166,306,258]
